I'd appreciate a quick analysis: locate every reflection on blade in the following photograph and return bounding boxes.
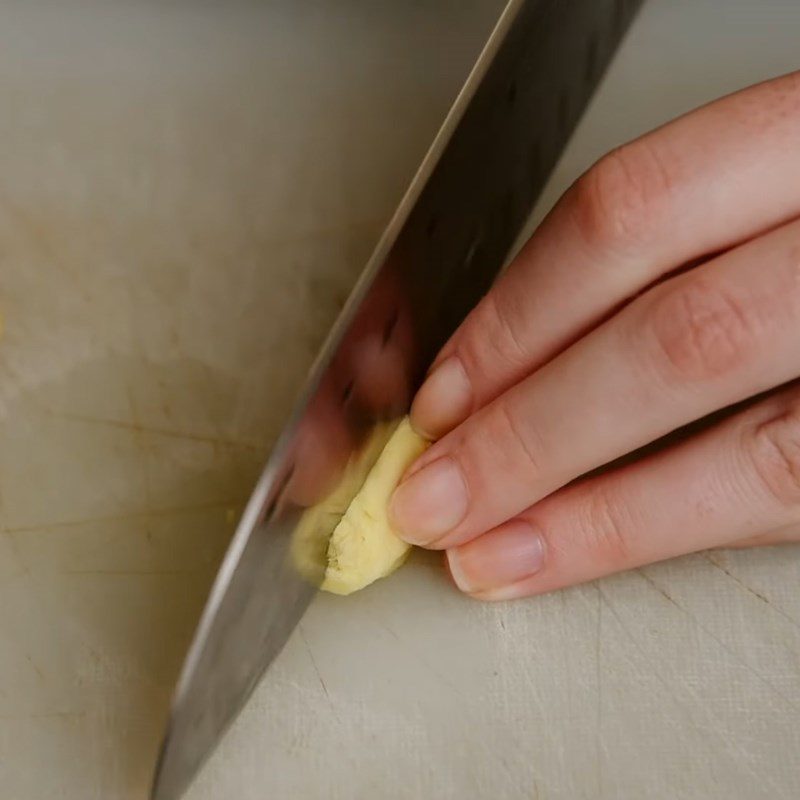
[290,418,402,591]
[151,0,644,797]
[152,515,312,800]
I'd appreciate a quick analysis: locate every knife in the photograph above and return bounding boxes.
[151,1,644,797]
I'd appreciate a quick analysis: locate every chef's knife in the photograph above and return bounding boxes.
[151,1,643,797]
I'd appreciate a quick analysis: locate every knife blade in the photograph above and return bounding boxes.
[151,1,643,797]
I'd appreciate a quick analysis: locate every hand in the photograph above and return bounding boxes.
[389,71,800,600]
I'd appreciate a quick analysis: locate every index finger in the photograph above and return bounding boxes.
[412,70,800,439]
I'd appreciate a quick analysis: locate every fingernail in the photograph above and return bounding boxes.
[390,457,468,546]
[446,520,545,596]
[411,355,472,439]
[470,578,540,602]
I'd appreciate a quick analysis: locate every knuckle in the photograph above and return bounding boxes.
[490,399,544,478]
[746,398,800,509]
[579,487,634,567]
[474,291,530,369]
[732,70,800,132]
[456,292,531,402]
[572,140,674,253]
[645,278,756,382]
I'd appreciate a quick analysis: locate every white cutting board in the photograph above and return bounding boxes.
[1,2,799,799]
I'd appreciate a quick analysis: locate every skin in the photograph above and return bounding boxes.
[388,70,800,600]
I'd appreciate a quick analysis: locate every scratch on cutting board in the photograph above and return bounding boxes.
[704,552,800,631]
[637,569,800,713]
[594,586,693,710]
[240,216,384,249]
[374,619,466,699]
[593,585,785,797]
[127,384,154,551]
[3,497,248,534]
[298,625,332,705]
[3,530,32,578]
[38,408,260,451]
[25,654,45,682]
[63,569,194,576]
[636,569,679,606]
[494,755,519,794]
[0,196,92,298]
[0,710,86,721]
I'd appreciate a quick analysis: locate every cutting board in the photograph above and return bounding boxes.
[1,2,799,799]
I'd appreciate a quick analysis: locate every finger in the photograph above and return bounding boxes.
[391,217,800,548]
[727,523,800,549]
[445,383,800,600]
[412,71,800,438]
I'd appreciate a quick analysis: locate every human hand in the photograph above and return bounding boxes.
[389,71,800,600]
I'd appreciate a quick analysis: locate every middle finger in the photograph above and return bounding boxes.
[391,216,800,549]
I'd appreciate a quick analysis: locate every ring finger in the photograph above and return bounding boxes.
[446,381,800,600]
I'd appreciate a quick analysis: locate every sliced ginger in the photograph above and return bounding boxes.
[291,417,429,595]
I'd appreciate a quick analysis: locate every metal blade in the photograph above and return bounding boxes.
[151,0,643,797]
